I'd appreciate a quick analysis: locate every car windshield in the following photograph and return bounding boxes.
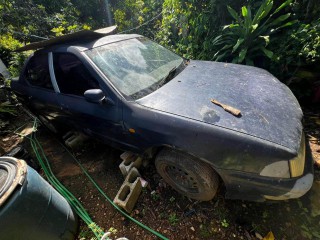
[85,37,183,100]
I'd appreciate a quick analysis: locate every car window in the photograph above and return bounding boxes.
[85,37,183,100]
[53,53,100,96]
[24,54,53,90]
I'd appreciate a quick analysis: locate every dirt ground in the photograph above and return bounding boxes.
[0,105,319,240]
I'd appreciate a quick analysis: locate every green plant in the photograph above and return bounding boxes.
[151,191,160,201]
[213,0,297,65]
[157,0,251,59]
[0,34,30,77]
[168,213,179,225]
[0,102,17,115]
[267,18,320,99]
[221,219,229,228]
[273,18,320,66]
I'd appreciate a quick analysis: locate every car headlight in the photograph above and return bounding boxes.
[260,133,306,178]
[260,160,290,178]
[289,133,305,177]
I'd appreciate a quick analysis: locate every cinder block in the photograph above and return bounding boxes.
[63,131,87,149]
[120,151,135,161]
[119,152,142,176]
[113,167,142,213]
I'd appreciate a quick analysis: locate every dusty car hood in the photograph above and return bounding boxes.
[136,60,303,152]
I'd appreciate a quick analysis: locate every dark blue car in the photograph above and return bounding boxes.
[11,32,314,202]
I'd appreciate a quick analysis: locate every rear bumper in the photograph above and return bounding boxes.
[218,145,314,202]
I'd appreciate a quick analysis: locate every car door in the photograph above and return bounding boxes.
[21,53,61,122]
[51,52,126,148]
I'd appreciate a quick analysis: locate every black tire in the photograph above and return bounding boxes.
[155,149,219,201]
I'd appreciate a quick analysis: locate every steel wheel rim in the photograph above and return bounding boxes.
[163,164,200,193]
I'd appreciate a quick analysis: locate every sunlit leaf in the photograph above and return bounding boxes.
[232,38,244,53]
[274,0,293,14]
[270,13,291,26]
[262,231,275,240]
[259,35,270,45]
[252,24,259,31]
[238,47,248,62]
[258,0,273,21]
[241,6,248,17]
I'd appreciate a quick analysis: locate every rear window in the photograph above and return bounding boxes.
[24,54,53,90]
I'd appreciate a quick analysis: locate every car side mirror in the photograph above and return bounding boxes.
[84,89,105,103]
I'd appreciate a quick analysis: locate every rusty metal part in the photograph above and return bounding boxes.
[0,157,27,206]
[15,26,117,52]
[211,99,241,117]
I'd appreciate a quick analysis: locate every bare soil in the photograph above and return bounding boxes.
[1,106,319,240]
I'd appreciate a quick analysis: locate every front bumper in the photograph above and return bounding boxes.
[217,145,314,202]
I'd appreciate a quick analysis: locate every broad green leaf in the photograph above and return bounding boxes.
[210,35,223,45]
[214,50,229,61]
[273,20,298,31]
[241,6,248,17]
[247,6,252,21]
[258,0,273,21]
[243,6,252,34]
[220,44,233,51]
[261,46,273,59]
[269,13,291,26]
[232,38,244,53]
[238,47,248,62]
[252,0,269,24]
[227,6,239,21]
[274,0,293,14]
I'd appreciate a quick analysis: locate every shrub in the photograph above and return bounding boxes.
[212,0,297,65]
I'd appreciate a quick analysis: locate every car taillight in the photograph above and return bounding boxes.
[289,133,306,177]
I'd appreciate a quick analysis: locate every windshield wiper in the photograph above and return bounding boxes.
[156,66,178,89]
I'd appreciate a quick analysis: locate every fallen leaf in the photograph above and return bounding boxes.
[262,231,275,240]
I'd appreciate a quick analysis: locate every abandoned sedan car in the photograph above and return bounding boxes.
[11,28,314,202]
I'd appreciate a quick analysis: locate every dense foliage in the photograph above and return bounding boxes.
[0,0,319,100]
[0,0,105,77]
[212,0,296,65]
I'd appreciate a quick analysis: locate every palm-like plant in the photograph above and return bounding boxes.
[213,0,297,65]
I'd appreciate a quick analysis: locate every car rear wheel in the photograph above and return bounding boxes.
[155,149,219,201]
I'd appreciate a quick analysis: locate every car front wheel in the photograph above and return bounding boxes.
[155,149,219,201]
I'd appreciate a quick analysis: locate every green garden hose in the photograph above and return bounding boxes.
[17,119,169,240]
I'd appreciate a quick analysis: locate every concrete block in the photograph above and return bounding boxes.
[63,131,87,149]
[120,151,135,161]
[113,167,142,213]
[119,152,142,176]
